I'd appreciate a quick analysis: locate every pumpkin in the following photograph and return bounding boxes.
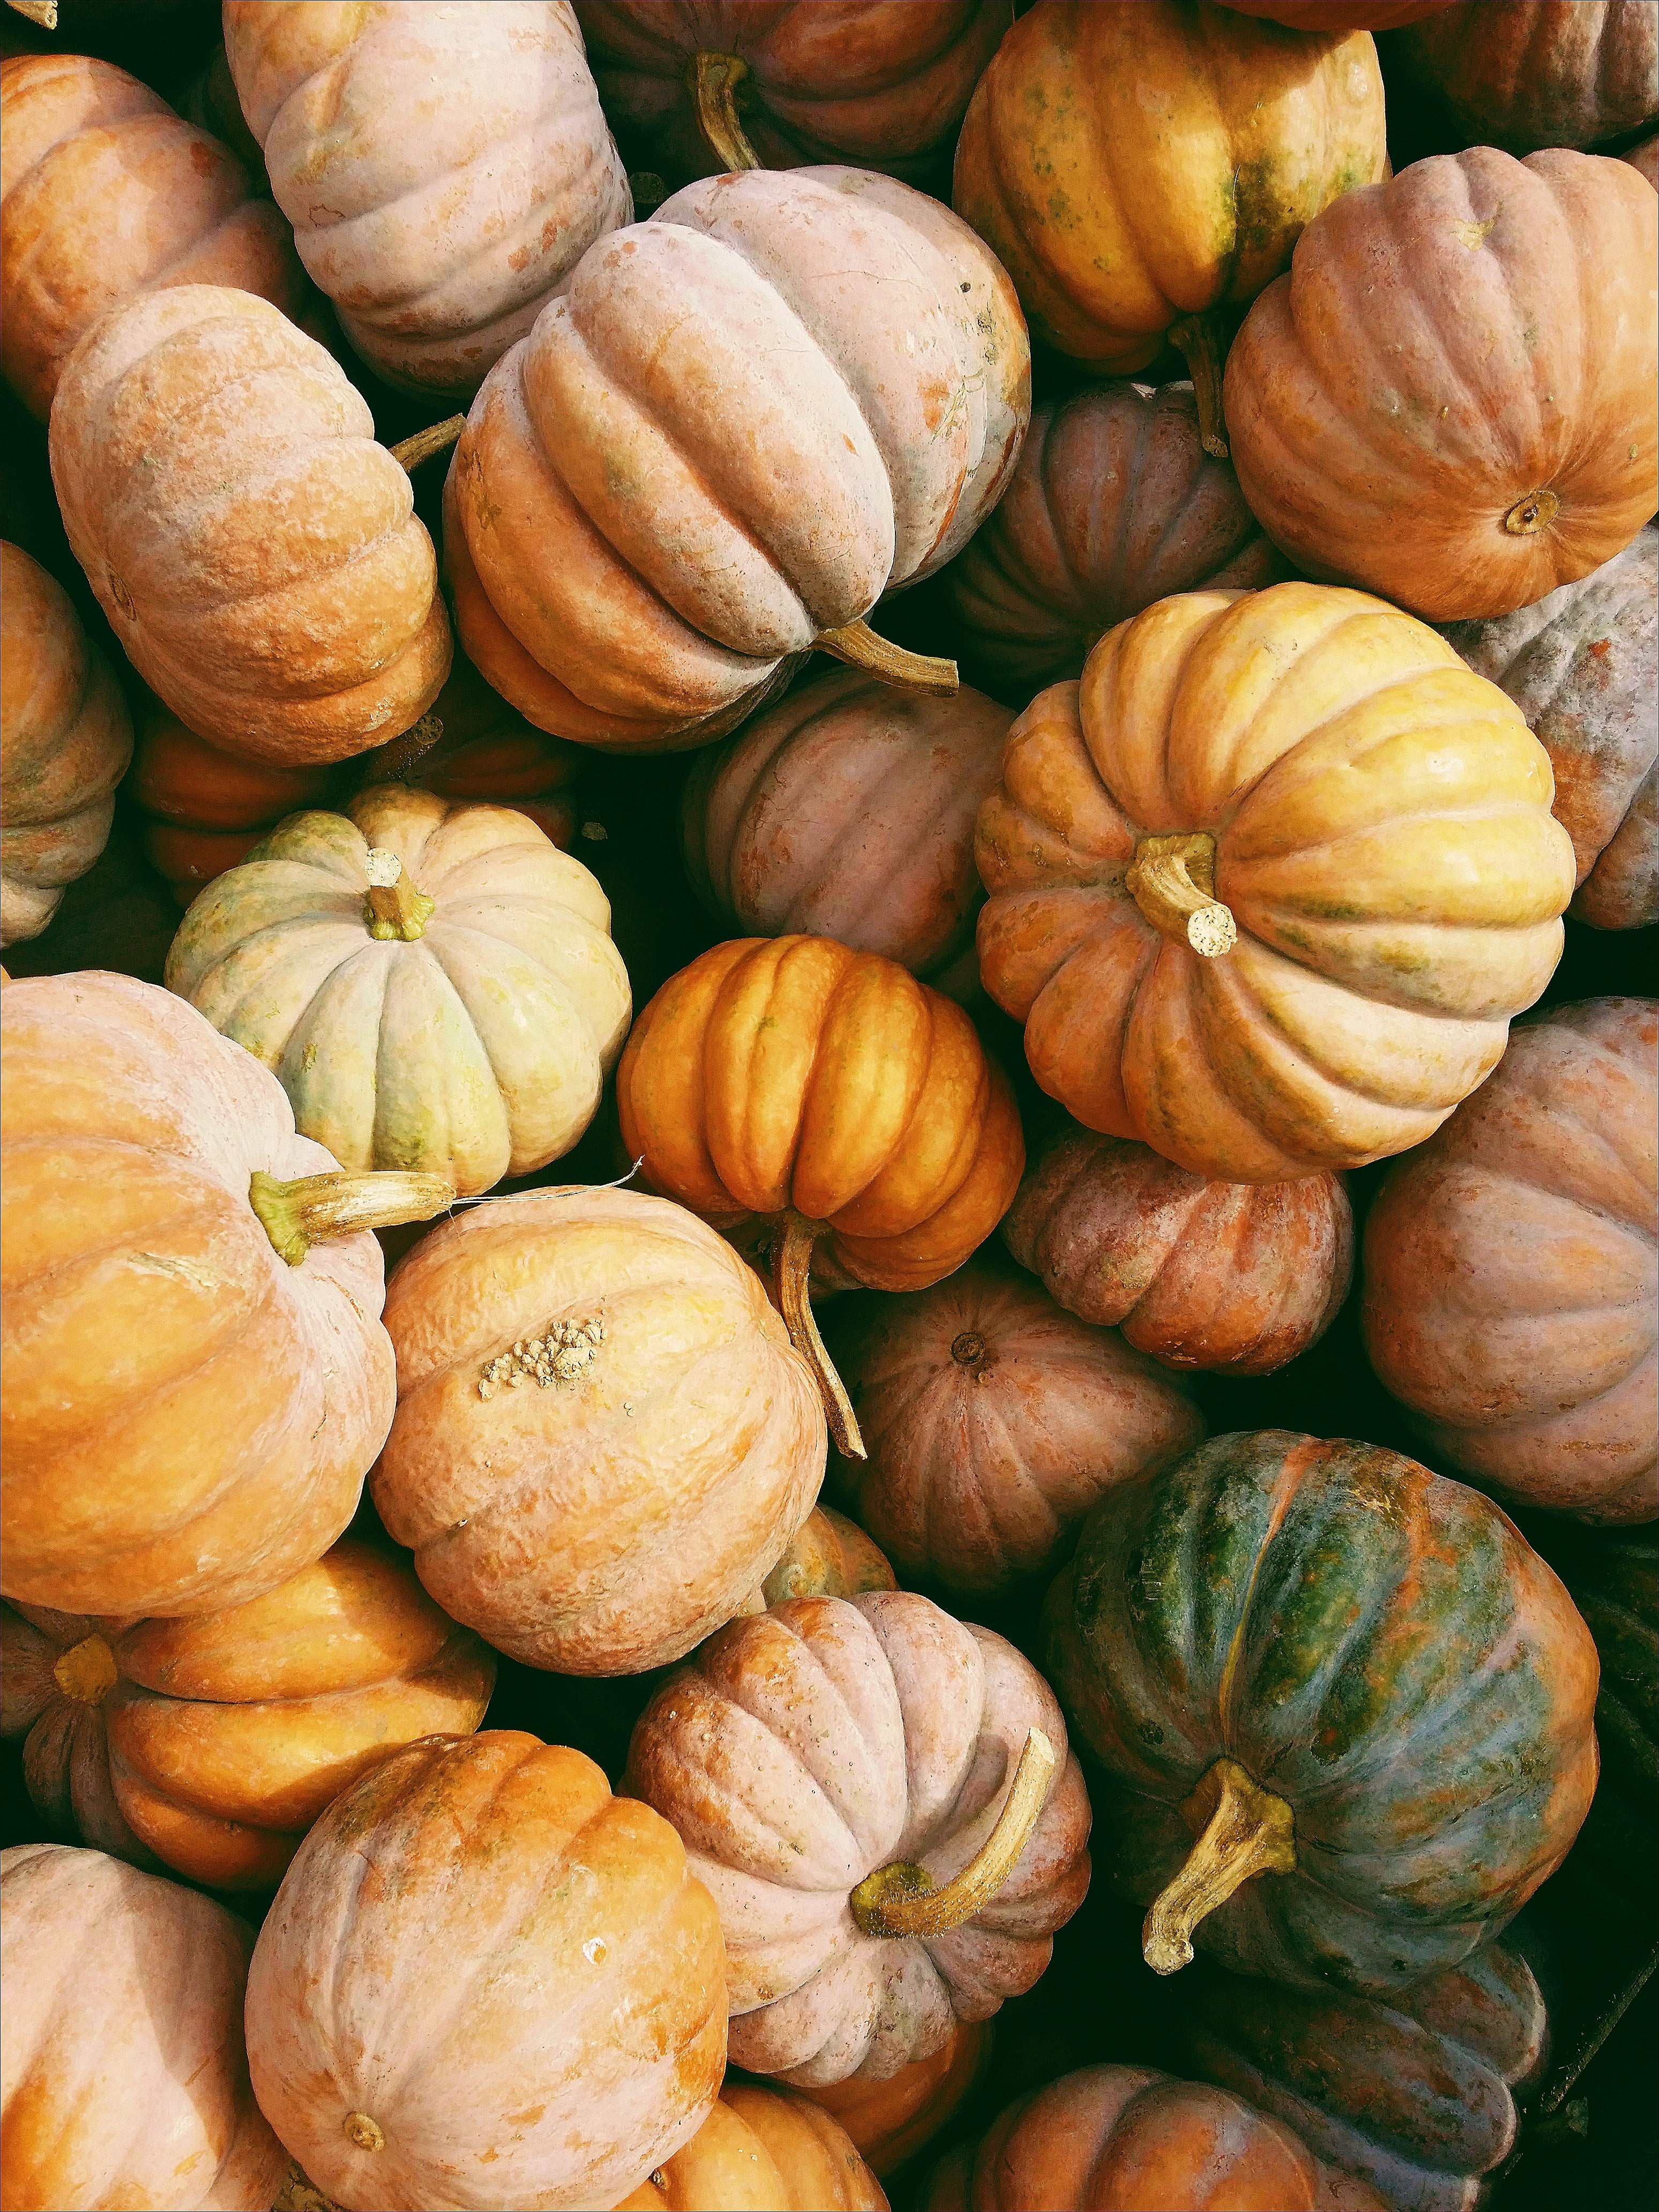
[974,583,1576,1184]
[1002,1123,1352,1377]
[680,666,1012,996]
[1443,524,1656,931]
[939,382,1290,697]
[617,935,1025,1457]
[1362,998,1657,1525]
[762,1504,896,1607]
[827,1258,1204,1594]
[615,2084,888,2211]
[244,1730,728,2212]
[221,1,631,400]
[1219,2,1456,21]
[0,1538,495,1889]
[791,2019,992,2178]
[1391,2,1659,154]
[445,165,1029,750]
[49,285,451,767]
[372,1185,826,1673]
[1223,150,1658,623]
[0,971,452,1618]
[0,52,302,419]
[1,1842,288,2212]
[0,805,177,986]
[1044,1430,1600,1994]
[952,2,1386,454]
[178,39,264,173]
[1625,131,1659,185]
[1,539,131,946]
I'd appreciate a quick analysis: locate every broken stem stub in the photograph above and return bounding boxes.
[362,847,436,940]
[1142,1757,1296,1976]
[250,1169,455,1266]
[851,1726,1058,1937]
[689,50,761,173]
[1127,831,1237,958]
[818,619,959,698]
[390,416,466,473]
[769,1212,865,1460]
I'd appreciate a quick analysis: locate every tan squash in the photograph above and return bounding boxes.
[616,2085,888,2211]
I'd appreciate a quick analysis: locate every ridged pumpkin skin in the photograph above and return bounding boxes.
[796,2019,992,2178]
[940,383,1289,696]
[49,286,451,767]
[446,166,1028,750]
[1444,525,1656,931]
[616,2085,888,2211]
[0,1540,495,1890]
[828,1260,1205,1594]
[223,1,630,399]
[1044,1431,1601,1993]
[373,1186,826,1673]
[1003,1125,1352,1377]
[952,1,1386,370]
[1392,1,1659,152]
[1362,999,1657,1525]
[0,53,302,419]
[244,1732,728,2212]
[627,1591,1092,2086]
[0,541,131,947]
[974,584,1576,1184]
[762,1504,896,1607]
[0,1843,287,2212]
[1224,150,1659,623]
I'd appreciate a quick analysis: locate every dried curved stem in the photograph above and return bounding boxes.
[1127,832,1237,957]
[1142,1758,1296,1976]
[1168,311,1229,458]
[769,1213,864,1460]
[851,1727,1058,1937]
[390,416,466,472]
[689,50,761,173]
[250,1170,454,1266]
[6,0,58,26]
[817,619,959,697]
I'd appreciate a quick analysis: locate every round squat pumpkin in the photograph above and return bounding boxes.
[0,1538,495,1889]
[0,971,452,1618]
[49,285,451,766]
[974,582,1576,1183]
[1362,998,1657,1525]
[1,539,131,946]
[1224,149,1658,622]
[1443,524,1656,931]
[616,2084,888,2211]
[828,1259,1205,1594]
[761,1504,896,1607]
[1391,2,1658,153]
[1002,1123,1352,1376]
[244,1730,728,2212]
[0,51,302,418]
[1,1842,287,2212]
[1045,1430,1601,1994]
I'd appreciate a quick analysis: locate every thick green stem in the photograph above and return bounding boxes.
[1142,1757,1296,1976]
[817,619,959,698]
[769,1213,865,1460]
[851,1728,1058,1937]
[250,1170,454,1266]
[689,51,760,173]
[1168,311,1229,459]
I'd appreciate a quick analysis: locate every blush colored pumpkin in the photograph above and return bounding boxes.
[1044,1430,1601,1993]
[762,1504,896,1607]
[0,971,452,1618]
[0,1538,495,1889]
[222,1,631,400]
[1224,150,1658,622]
[1362,998,1657,1525]
[446,165,1028,750]
[1,539,131,946]
[244,1730,728,2212]
[1002,1123,1352,1377]
[939,382,1290,696]
[828,1258,1205,1594]
[974,584,1576,1183]
[792,2019,992,2179]
[1443,524,1656,930]
[627,1590,1092,2086]
[0,1842,288,2212]
[615,2084,888,2211]
[1391,1,1658,153]
[680,666,1012,995]
[49,285,451,767]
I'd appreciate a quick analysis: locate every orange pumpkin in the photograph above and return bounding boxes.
[616,2084,888,2211]
[761,1503,896,1606]
[1392,1,1659,153]
[1625,132,1659,186]
[793,2020,992,2178]
[1220,1,1453,19]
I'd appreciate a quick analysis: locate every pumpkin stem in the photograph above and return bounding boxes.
[689,51,761,173]
[356,719,449,789]
[5,0,58,25]
[363,847,437,940]
[851,1726,1058,1937]
[390,416,467,472]
[1168,313,1229,459]
[817,619,959,697]
[1127,832,1237,958]
[250,1169,455,1266]
[1142,1757,1296,1976]
[53,1634,117,1705]
[769,1213,866,1460]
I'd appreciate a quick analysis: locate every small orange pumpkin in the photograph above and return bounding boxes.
[793,2019,993,2177]
[761,1504,896,1606]
[616,2084,888,2211]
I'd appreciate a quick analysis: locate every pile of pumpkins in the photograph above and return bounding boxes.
[0,2,1654,2209]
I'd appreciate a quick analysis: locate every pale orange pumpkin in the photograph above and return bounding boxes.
[791,2018,992,2177]
[615,2084,888,2211]
[761,1504,896,1606]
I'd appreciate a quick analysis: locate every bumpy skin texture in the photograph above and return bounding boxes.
[828,1260,1205,1594]
[223,2,631,399]
[615,2086,889,2211]
[1363,999,1657,1525]
[1391,1,1659,152]
[0,541,131,947]
[1,974,395,1618]
[940,383,1290,696]
[1444,526,1657,930]
[245,1732,728,2212]
[446,166,1028,749]
[0,1843,287,2212]
[373,1186,826,1673]
[1224,150,1659,623]
[50,286,451,766]
[0,53,302,419]
[952,1,1386,368]
[974,584,1576,1184]
[627,1591,1092,2086]
[1044,1431,1601,1994]
[1003,1125,1352,1376]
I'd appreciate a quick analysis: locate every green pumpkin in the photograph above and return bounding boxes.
[1043,1431,1599,1994]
